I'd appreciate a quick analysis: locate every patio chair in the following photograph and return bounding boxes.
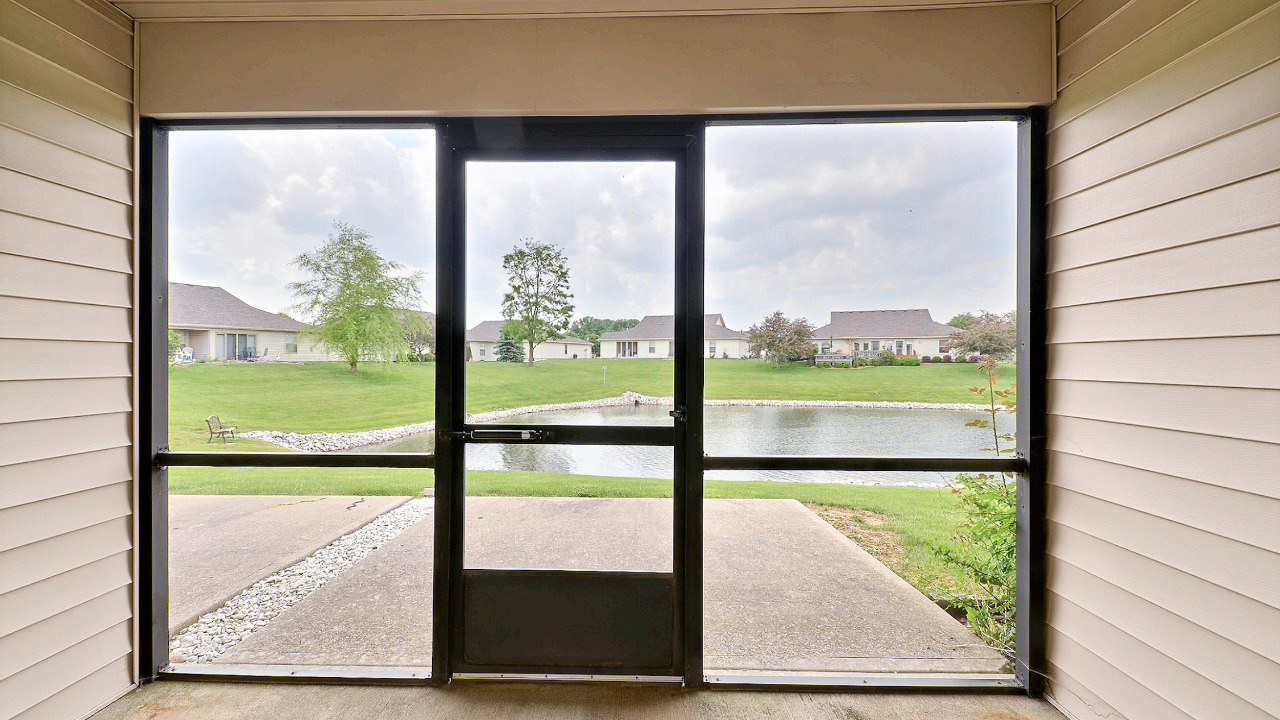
[206,415,236,443]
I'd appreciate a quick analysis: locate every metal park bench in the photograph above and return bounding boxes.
[206,415,236,443]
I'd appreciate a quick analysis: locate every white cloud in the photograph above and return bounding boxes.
[169,121,1016,333]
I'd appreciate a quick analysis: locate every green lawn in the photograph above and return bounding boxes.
[168,466,969,598]
[170,359,1013,450]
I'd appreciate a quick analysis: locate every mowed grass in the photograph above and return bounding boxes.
[170,358,1013,450]
[168,466,969,597]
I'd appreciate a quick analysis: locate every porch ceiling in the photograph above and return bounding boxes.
[109,0,1045,22]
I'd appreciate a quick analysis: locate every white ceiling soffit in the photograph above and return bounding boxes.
[111,0,1046,22]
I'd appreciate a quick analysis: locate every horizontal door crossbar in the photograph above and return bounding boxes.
[157,451,435,469]
[462,424,674,446]
[704,456,1025,474]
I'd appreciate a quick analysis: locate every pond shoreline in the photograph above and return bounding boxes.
[241,392,992,453]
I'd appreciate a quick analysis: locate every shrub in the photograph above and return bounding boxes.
[942,354,953,363]
[895,357,921,366]
[932,356,942,363]
[967,354,982,363]
[921,355,932,363]
[838,362,851,368]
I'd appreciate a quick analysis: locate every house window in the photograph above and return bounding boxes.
[479,347,485,356]
[896,340,904,354]
[286,334,298,353]
[649,341,656,354]
[708,341,716,356]
[564,344,568,354]
[871,340,880,352]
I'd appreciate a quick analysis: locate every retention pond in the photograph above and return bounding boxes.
[364,405,1013,486]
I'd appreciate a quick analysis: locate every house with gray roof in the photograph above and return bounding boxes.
[168,282,334,361]
[465,319,590,361]
[599,314,748,359]
[811,309,959,359]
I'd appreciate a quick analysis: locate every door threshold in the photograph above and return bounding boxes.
[452,673,685,684]
[705,670,1022,691]
[161,663,432,684]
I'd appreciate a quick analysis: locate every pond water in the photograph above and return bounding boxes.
[363,405,1015,486]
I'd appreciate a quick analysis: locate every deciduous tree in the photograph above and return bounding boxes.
[747,311,815,367]
[288,221,424,373]
[949,311,1016,361]
[501,238,575,365]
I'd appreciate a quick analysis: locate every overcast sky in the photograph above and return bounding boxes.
[170,121,1016,331]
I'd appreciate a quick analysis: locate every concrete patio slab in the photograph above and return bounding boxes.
[202,497,1005,675]
[92,680,1068,720]
[168,495,411,634]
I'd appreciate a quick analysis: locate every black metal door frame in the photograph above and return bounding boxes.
[431,119,706,683]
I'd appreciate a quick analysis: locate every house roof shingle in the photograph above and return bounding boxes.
[465,320,589,345]
[812,309,958,339]
[600,314,744,341]
[168,283,302,332]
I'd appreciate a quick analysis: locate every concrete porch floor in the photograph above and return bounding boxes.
[93,680,1067,719]
[168,496,1009,675]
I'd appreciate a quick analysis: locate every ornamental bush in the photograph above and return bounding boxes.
[895,357,921,366]
[967,354,982,363]
[942,354,953,363]
[921,355,932,363]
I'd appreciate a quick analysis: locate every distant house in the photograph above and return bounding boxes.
[811,309,959,359]
[168,282,333,361]
[599,314,748,359]
[465,320,591,361]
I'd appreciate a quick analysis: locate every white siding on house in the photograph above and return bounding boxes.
[1045,1,1280,719]
[0,0,137,718]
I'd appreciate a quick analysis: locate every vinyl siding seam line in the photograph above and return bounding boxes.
[0,587,134,681]
[0,79,132,143]
[1055,0,1202,94]
[1046,413,1276,450]
[1047,50,1280,168]
[1041,372,1280,392]
[1048,105,1280,202]
[1042,620,1178,720]
[1046,549,1280,669]
[1055,0,1135,57]
[0,208,132,243]
[1046,495,1280,596]
[0,118,133,172]
[1047,461,1280,548]
[1046,220,1280,272]
[0,251,134,279]
[1045,591,1275,719]
[0,290,134,309]
[1047,2,1280,135]
[0,244,136,274]
[1047,168,1280,238]
[7,0,134,72]
[0,36,133,105]
[0,164,135,208]
[1047,407,1280,443]
[1045,277,1280,310]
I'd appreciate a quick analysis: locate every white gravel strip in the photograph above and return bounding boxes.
[168,497,433,665]
[242,392,992,452]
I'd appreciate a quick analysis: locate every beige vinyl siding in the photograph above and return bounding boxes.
[136,4,1053,117]
[0,0,137,717]
[1045,1,1280,718]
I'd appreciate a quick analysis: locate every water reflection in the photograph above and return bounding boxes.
[364,405,1014,486]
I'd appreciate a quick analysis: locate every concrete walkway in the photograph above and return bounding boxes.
[168,495,410,634]
[93,681,1067,720]
[173,496,1006,675]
